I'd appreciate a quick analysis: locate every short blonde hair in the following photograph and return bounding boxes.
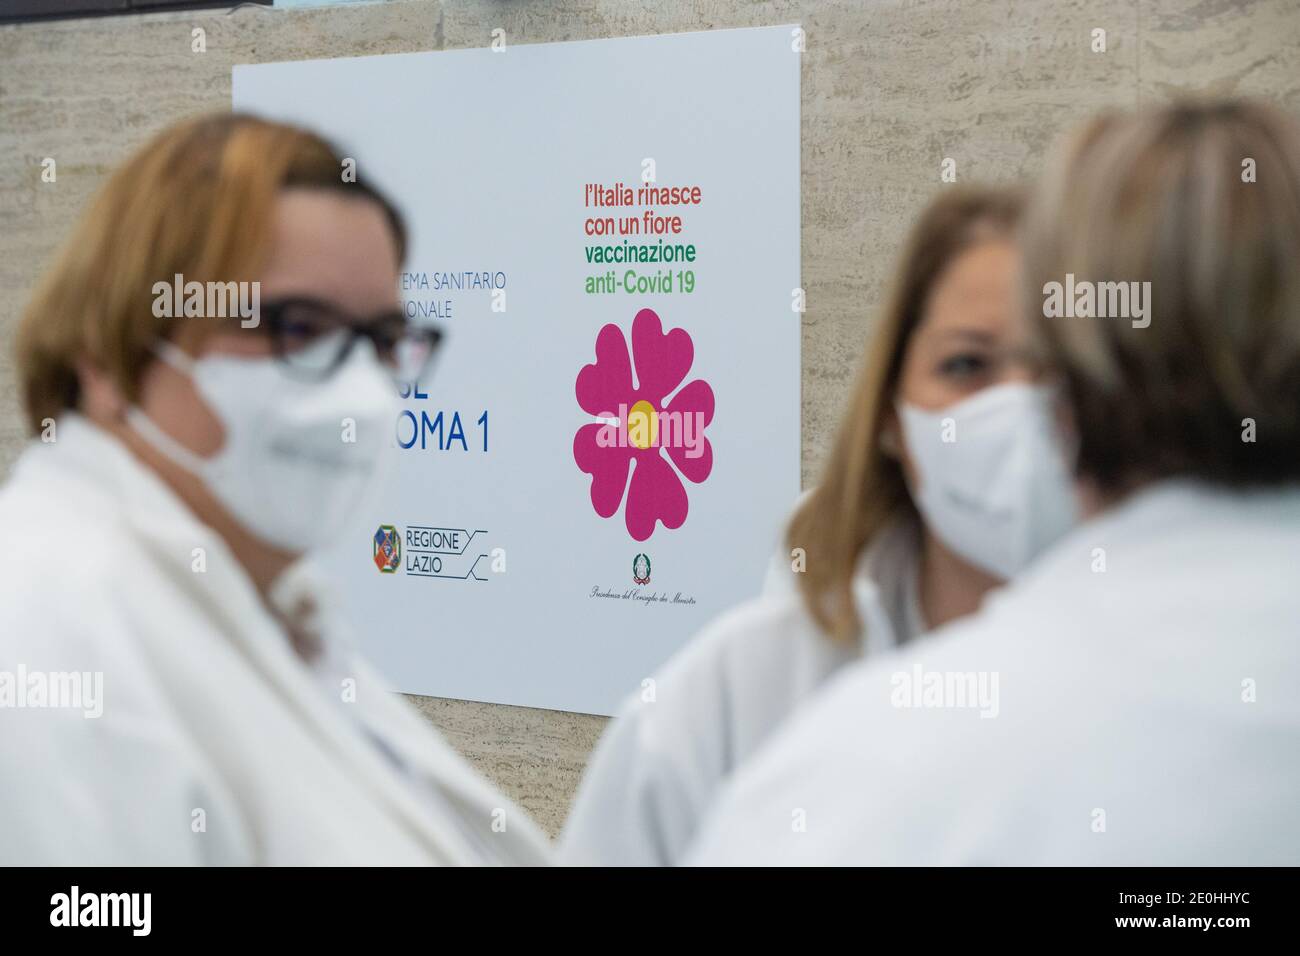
[15,113,406,433]
[1024,99,1300,493]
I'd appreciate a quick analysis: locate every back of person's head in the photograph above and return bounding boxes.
[1024,98,1300,497]
[15,112,405,435]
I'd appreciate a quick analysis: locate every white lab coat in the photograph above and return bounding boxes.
[0,414,551,866]
[687,481,1300,865]
[559,518,925,866]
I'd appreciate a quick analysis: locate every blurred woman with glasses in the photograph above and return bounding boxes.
[0,114,549,865]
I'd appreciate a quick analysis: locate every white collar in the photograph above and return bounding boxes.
[1020,478,1300,589]
[17,414,536,861]
[18,412,331,653]
[851,515,926,650]
[18,412,214,541]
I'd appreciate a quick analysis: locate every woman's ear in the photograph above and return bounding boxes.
[879,408,901,459]
[74,357,126,421]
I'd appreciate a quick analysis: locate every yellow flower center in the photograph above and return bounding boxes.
[627,400,659,450]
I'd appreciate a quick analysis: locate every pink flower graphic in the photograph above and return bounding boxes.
[574,308,715,541]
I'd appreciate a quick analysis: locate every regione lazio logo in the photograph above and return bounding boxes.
[574,308,715,541]
[373,524,401,573]
[633,553,652,585]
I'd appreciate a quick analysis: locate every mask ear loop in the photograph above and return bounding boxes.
[122,342,210,475]
[153,340,198,376]
[124,406,211,475]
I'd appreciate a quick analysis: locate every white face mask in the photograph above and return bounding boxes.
[897,382,1079,580]
[127,338,398,553]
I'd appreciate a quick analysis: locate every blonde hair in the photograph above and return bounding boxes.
[788,186,1023,644]
[1024,99,1300,494]
[15,113,405,433]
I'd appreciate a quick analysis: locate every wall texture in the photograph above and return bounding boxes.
[2,0,1297,838]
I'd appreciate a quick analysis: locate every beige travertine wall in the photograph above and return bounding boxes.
[2,0,1297,837]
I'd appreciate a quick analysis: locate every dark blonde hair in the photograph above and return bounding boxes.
[16,112,406,433]
[788,186,1023,644]
[1024,99,1300,495]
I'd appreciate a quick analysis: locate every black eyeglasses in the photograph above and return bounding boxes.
[257,297,444,382]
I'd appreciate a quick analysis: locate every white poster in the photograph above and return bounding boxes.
[233,25,800,715]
